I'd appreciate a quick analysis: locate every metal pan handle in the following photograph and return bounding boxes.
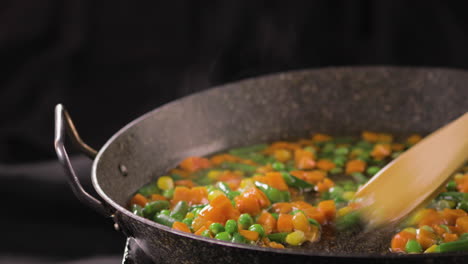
[54,104,109,216]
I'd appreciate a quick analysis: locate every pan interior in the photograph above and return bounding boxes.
[92,66,468,254]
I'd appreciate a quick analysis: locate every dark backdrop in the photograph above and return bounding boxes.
[1,0,468,262]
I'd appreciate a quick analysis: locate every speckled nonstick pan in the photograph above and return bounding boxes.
[55,67,468,263]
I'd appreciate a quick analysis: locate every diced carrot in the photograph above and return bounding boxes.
[294,148,316,170]
[292,212,310,232]
[239,230,259,241]
[318,200,336,221]
[377,133,393,143]
[297,139,314,146]
[407,134,422,145]
[269,241,285,249]
[272,203,293,214]
[362,131,379,142]
[172,221,191,233]
[218,171,243,190]
[264,142,301,154]
[316,178,334,192]
[302,207,326,224]
[130,194,148,207]
[179,157,211,172]
[391,231,416,253]
[172,186,209,206]
[256,164,274,174]
[210,154,239,165]
[290,170,325,183]
[169,168,190,178]
[257,211,277,234]
[175,180,196,188]
[418,209,446,227]
[243,187,271,208]
[255,172,289,191]
[273,149,292,162]
[150,194,167,201]
[371,144,391,160]
[456,216,468,233]
[345,159,366,174]
[199,194,240,223]
[442,209,468,226]
[277,214,294,232]
[443,233,458,242]
[235,195,261,215]
[391,143,405,151]
[194,226,208,236]
[416,228,436,249]
[455,174,468,193]
[432,224,448,236]
[312,133,332,142]
[316,159,335,171]
[192,216,208,232]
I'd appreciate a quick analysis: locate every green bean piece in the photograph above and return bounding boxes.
[336,211,361,231]
[439,224,451,233]
[162,188,174,199]
[215,231,232,241]
[334,147,349,156]
[351,172,368,184]
[225,219,238,234]
[160,209,171,216]
[238,214,254,229]
[231,233,248,244]
[457,201,468,211]
[290,209,305,215]
[201,230,211,238]
[228,191,241,200]
[343,181,357,191]
[405,239,423,253]
[356,141,373,150]
[308,218,321,228]
[249,224,265,237]
[436,239,468,253]
[366,166,381,176]
[271,213,279,220]
[131,204,143,216]
[332,156,346,167]
[437,192,468,202]
[142,200,170,219]
[329,186,344,199]
[459,233,468,240]
[267,232,289,243]
[272,162,286,171]
[322,143,335,154]
[255,181,291,203]
[154,214,176,227]
[209,223,225,235]
[138,184,160,196]
[281,172,313,190]
[170,201,189,221]
[330,167,343,175]
[217,182,232,194]
[228,144,268,156]
[220,162,257,173]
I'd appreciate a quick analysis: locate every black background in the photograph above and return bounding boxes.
[1,0,468,262]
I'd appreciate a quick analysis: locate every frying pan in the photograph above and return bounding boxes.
[55,67,468,263]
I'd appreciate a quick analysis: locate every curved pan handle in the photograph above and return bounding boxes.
[54,104,109,216]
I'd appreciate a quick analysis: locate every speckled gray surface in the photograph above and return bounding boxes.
[91,66,467,263]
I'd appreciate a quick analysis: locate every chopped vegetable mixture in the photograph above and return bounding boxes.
[128,131,468,253]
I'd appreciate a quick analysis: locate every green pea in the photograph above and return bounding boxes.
[225,219,238,234]
[336,211,361,231]
[209,223,225,235]
[201,229,212,238]
[446,181,457,191]
[138,184,160,196]
[153,214,176,227]
[271,213,279,220]
[170,201,189,221]
[182,218,193,228]
[405,239,423,253]
[267,232,289,243]
[322,143,335,154]
[163,188,174,199]
[332,156,346,167]
[357,152,371,162]
[231,232,248,244]
[142,200,170,219]
[366,166,381,176]
[215,231,232,241]
[351,172,368,184]
[458,201,468,211]
[330,167,343,175]
[329,186,344,199]
[249,224,265,237]
[238,214,254,229]
[334,147,349,156]
[272,162,286,171]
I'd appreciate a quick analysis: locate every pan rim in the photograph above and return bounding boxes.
[91,65,468,259]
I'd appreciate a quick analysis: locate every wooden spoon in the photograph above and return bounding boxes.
[355,112,468,229]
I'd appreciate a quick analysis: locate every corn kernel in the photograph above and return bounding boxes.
[402,227,417,234]
[342,191,355,201]
[208,190,225,201]
[454,173,464,180]
[185,212,195,219]
[240,178,254,190]
[285,230,306,246]
[157,176,174,190]
[337,206,352,217]
[424,244,438,253]
[207,170,222,180]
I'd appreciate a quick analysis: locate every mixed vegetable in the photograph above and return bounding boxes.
[128,131,468,253]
